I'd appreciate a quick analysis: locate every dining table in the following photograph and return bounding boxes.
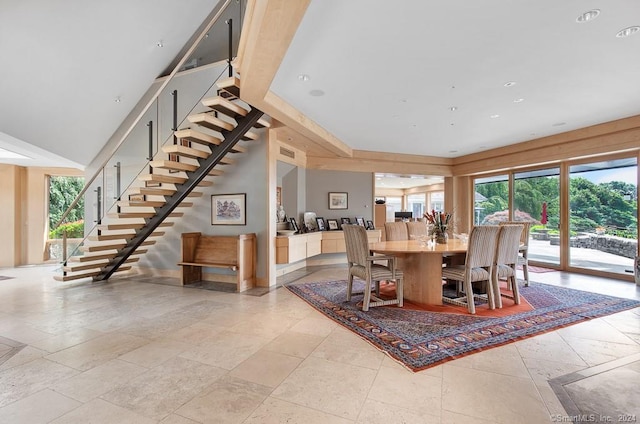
[370,238,468,305]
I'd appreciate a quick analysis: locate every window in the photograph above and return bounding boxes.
[473,175,508,225]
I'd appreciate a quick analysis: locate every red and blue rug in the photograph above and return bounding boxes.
[285,280,640,372]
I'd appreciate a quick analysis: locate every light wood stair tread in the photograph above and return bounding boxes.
[174,129,222,147]
[128,187,202,197]
[188,113,235,133]
[88,231,165,242]
[162,144,210,160]
[150,160,198,173]
[107,212,183,219]
[68,249,148,263]
[54,266,132,282]
[216,76,240,98]
[116,200,192,208]
[63,257,139,272]
[97,222,175,231]
[202,96,248,118]
[139,174,187,185]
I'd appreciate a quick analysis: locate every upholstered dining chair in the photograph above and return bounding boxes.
[343,224,404,311]
[441,225,501,314]
[406,221,428,239]
[492,224,524,308]
[384,221,408,241]
[500,221,532,286]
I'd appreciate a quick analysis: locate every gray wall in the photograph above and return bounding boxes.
[306,169,374,224]
[138,137,268,278]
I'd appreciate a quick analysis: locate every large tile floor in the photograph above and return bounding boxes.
[0,264,639,423]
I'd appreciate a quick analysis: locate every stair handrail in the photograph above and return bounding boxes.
[52,0,233,232]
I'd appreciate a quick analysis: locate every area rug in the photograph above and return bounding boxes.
[519,264,558,273]
[285,280,640,372]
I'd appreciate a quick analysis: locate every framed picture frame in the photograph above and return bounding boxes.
[303,212,317,232]
[128,194,145,202]
[289,217,300,233]
[328,192,348,210]
[316,217,326,231]
[355,216,365,227]
[327,219,339,230]
[365,220,375,230]
[211,193,246,225]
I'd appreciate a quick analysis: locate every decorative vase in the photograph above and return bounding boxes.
[435,231,448,244]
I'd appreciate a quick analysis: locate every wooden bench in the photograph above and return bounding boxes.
[178,232,256,292]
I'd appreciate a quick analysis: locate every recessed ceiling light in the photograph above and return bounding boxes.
[490,114,500,118]
[513,98,524,103]
[576,9,600,23]
[449,150,458,153]
[114,97,121,103]
[552,122,566,127]
[309,89,325,97]
[503,82,516,87]
[156,40,164,47]
[298,74,310,81]
[616,26,640,38]
[449,106,457,111]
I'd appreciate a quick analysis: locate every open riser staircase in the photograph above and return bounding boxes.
[56,77,268,282]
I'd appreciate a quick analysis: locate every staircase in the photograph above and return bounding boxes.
[55,77,268,282]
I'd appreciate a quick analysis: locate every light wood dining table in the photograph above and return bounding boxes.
[370,239,468,305]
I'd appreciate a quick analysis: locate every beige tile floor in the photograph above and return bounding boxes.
[0,264,638,423]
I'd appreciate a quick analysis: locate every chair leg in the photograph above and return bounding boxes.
[362,278,372,311]
[485,279,495,310]
[492,272,503,309]
[397,277,404,307]
[511,275,521,304]
[522,262,530,287]
[346,274,354,301]
[463,279,476,314]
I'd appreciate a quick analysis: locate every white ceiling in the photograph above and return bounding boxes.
[271,0,640,158]
[2,0,639,177]
[0,0,221,168]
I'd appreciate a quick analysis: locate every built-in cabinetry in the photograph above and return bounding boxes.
[374,204,394,227]
[276,230,381,264]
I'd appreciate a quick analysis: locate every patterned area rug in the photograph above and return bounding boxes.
[285,280,640,372]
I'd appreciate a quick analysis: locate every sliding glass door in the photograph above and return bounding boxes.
[568,158,637,276]
[514,168,560,266]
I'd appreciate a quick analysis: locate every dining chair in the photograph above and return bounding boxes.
[492,224,524,308]
[384,221,408,241]
[343,224,404,311]
[500,221,532,286]
[406,221,428,239]
[441,225,501,314]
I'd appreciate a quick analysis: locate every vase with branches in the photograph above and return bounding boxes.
[424,209,452,244]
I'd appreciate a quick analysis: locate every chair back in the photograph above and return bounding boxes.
[495,225,523,267]
[343,224,369,267]
[465,225,501,269]
[384,221,408,241]
[500,221,531,248]
[406,221,428,238]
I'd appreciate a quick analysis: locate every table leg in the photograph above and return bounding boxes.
[398,253,444,305]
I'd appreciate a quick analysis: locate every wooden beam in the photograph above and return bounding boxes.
[236,0,352,158]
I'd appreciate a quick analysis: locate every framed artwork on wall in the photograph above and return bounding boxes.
[211,193,246,225]
[328,192,348,210]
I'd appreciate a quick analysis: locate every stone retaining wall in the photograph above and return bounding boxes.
[548,233,637,259]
